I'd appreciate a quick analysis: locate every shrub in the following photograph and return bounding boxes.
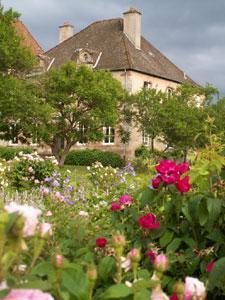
[0,146,32,161]
[6,152,58,189]
[65,149,123,168]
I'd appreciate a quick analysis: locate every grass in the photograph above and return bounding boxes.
[61,165,89,186]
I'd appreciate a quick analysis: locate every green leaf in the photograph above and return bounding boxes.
[160,231,174,248]
[31,262,52,276]
[62,267,89,300]
[208,257,225,291]
[134,289,151,300]
[98,256,116,282]
[17,280,51,291]
[102,284,133,299]
[198,199,208,226]
[166,238,182,252]
[207,198,221,224]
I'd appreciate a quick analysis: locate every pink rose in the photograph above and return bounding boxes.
[56,254,63,268]
[138,213,160,230]
[176,176,192,193]
[161,173,179,185]
[3,289,54,300]
[154,254,169,272]
[119,195,132,205]
[110,203,122,211]
[184,277,206,300]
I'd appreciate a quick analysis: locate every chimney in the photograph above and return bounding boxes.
[58,22,74,44]
[123,7,142,49]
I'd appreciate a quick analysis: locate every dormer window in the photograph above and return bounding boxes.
[143,81,152,89]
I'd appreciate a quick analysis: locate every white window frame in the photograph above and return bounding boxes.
[142,131,150,146]
[102,126,115,145]
[76,124,87,146]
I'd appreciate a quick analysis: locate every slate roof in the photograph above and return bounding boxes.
[14,20,43,56]
[45,18,196,85]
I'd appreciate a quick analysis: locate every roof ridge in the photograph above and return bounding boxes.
[45,17,122,55]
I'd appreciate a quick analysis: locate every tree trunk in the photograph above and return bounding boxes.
[51,135,64,162]
[151,138,155,152]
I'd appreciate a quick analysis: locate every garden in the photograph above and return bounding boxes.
[2,4,225,300]
[0,133,225,300]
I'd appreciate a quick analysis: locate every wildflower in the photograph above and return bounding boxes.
[138,213,160,230]
[79,211,89,217]
[119,195,132,205]
[4,202,41,237]
[176,176,192,193]
[52,180,60,187]
[46,211,53,217]
[183,277,206,300]
[17,264,27,273]
[110,203,122,211]
[154,254,169,272]
[96,237,107,248]
[28,166,34,173]
[206,261,215,273]
[34,179,40,184]
[2,289,54,300]
[44,177,53,182]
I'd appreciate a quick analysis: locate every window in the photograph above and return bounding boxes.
[142,131,150,146]
[77,124,87,145]
[143,81,152,89]
[166,87,174,97]
[103,126,115,144]
[9,124,19,145]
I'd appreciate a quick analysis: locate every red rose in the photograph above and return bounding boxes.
[146,250,157,263]
[111,203,122,211]
[206,261,215,273]
[156,160,177,175]
[161,172,179,185]
[138,213,160,229]
[96,237,107,248]
[152,175,162,189]
[176,162,190,174]
[170,293,179,300]
[176,176,192,193]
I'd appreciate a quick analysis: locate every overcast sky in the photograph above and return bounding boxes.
[2,0,225,96]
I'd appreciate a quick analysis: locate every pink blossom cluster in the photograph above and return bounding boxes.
[110,194,133,211]
[152,160,192,193]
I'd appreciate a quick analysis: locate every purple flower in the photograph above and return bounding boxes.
[44,177,53,182]
[52,180,60,187]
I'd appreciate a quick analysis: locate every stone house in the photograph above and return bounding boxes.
[7,8,197,159]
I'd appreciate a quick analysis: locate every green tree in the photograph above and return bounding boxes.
[133,88,166,151]
[38,62,124,166]
[0,4,37,143]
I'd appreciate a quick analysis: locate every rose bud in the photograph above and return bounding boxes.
[154,254,169,272]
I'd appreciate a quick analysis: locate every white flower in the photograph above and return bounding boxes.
[17,264,27,272]
[40,223,53,237]
[79,211,89,217]
[46,211,53,217]
[87,166,90,170]
[66,169,71,173]
[125,281,132,287]
[151,285,169,300]
[4,202,42,237]
[0,281,8,291]
[121,256,132,272]
[99,201,107,206]
[184,277,206,300]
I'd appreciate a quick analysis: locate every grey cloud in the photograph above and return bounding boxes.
[2,0,225,95]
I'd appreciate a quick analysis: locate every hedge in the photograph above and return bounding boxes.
[65,149,123,168]
[0,146,32,161]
